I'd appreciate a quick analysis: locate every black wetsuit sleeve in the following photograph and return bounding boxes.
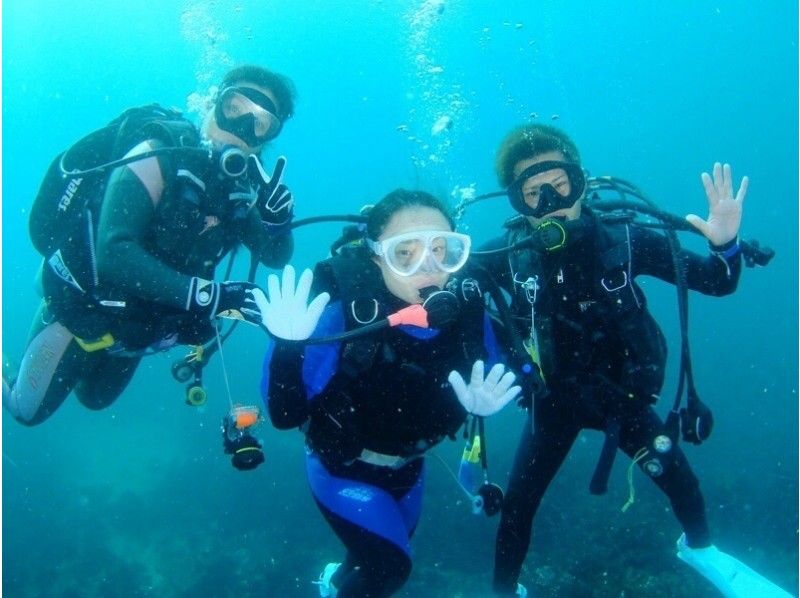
[267,342,309,429]
[96,165,193,308]
[240,210,294,269]
[630,225,742,296]
[270,349,357,453]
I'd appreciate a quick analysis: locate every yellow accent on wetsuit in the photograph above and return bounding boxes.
[74,333,115,352]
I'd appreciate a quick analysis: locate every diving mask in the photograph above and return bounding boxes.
[507,160,587,218]
[215,86,282,147]
[367,230,471,277]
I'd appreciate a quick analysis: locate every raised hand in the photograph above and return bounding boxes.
[448,360,521,417]
[259,265,330,340]
[686,162,748,246]
[249,155,293,227]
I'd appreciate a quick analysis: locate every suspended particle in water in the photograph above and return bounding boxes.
[551,114,560,120]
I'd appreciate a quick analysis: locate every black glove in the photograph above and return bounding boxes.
[187,277,267,326]
[248,155,293,228]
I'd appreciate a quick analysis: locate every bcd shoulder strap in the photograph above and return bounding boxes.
[314,250,386,377]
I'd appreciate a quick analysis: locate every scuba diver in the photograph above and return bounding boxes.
[4,64,296,426]
[478,124,791,597]
[259,189,522,598]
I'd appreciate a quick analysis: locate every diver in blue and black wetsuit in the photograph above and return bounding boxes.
[258,189,523,597]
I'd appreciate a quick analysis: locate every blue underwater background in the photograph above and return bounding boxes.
[2,1,797,596]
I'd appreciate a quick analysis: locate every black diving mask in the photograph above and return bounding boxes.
[215,86,282,148]
[507,160,587,218]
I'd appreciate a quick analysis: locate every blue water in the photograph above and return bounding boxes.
[2,1,797,596]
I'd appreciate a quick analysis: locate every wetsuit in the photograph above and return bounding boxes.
[263,252,499,597]
[478,210,741,594]
[6,139,292,425]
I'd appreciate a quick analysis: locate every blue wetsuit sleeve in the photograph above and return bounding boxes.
[262,302,344,429]
[302,304,344,398]
[482,311,502,366]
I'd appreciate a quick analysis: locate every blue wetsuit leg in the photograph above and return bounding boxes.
[307,452,424,597]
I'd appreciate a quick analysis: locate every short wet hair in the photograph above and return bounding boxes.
[366,189,455,240]
[495,124,581,187]
[220,65,296,121]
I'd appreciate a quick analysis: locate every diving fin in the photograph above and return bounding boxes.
[676,534,794,597]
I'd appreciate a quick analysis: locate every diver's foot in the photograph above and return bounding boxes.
[313,562,341,597]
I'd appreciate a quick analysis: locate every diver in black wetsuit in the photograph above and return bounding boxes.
[260,190,522,598]
[482,125,790,597]
[4,65,296,425]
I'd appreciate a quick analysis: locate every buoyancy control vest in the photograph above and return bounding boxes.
[504,210,667,404]
[31,105,200,259]
[311,247,488,458]
[33,105,246,346]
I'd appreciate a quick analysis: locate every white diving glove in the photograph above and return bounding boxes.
[257,265,330,341]
[448,360,522,417]
[685,162,748,246]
